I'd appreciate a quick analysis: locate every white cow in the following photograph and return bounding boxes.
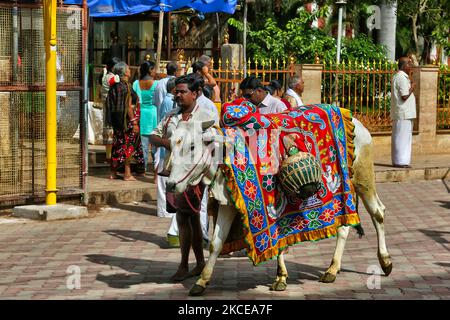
[166,107,392,296]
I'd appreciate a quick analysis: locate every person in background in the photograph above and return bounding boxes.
[159,78,177,121]
[390,56,416,168]
[284,75,305,109]
[198,55,221,104]
[101,57,121,163]
[152,62,179,182]
[240,76,287,114]
[155,77,177,220]
[104,62,145,180]
[266,79,291,110]
[132,61,159,174]
[192,62,220,118]
[153,61,179,114]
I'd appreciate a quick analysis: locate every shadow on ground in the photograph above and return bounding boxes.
[435,200,450,210]
[109,203,157,216]
[104,230,171,249]
[419,229,450,252]
[85,253,333,292]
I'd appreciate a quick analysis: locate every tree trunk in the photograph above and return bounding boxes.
[412,14,419,58]
[352,4,359,37]
[177,14,229,59]
[378,0,397,61]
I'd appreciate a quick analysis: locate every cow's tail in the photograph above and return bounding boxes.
[354,195,365,238]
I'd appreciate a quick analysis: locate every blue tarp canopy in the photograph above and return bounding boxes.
[64,0,237,17]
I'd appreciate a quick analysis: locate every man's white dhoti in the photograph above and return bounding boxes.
[391,119,413,166]
[155,148,174,218]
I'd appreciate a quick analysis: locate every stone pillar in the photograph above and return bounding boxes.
[220,44,244,101]
[299,64,323,105]
[413,66,439,142]
[220,43,244,70]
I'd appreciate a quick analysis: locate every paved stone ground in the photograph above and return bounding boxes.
[0,180,449,300]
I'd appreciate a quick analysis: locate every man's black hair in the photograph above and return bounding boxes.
[398,58,410,70]
[203,84,213,100]
[266,79,283,95]
[192,61,205,74]
[106,57,121,72]
[240,76,264,90]
[166,61,178,76]
[175,73,204,93]
[166,77,176,93]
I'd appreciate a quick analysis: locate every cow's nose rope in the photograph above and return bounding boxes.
[183,184,203,214]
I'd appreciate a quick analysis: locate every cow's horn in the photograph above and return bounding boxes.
[201,120,215,132]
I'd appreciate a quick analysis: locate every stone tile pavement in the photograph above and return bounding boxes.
[0,179,449,300]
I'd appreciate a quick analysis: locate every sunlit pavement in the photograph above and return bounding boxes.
[0,180,449,300]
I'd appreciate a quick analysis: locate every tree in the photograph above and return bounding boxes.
[379,1,397,61]
[396,0,450,63]
[228,8,388,64]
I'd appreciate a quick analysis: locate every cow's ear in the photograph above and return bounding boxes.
[201,120,215,132]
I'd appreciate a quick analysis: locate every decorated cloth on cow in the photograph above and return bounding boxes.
[219,101,360,265]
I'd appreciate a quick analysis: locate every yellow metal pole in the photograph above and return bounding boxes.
[44,0,58,205]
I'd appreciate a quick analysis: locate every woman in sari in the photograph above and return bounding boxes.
[104,62,145,180]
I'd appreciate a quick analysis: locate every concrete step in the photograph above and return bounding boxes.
[87,174,157,206]
[375,167,449,183]
[88,149,107,165]
[88,163,110,176]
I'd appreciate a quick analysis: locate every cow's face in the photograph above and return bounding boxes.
[166,119,221,194]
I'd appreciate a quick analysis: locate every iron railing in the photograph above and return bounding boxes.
[322,60,397,133]
[437,64,450,132]
[210,57,296,103]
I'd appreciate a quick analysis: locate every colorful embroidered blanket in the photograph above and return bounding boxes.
[220,101,360,265]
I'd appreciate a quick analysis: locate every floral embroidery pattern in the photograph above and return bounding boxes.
[262,174,276,192]
[255,233,270,252]
[251,211,264,230]
[220,102,359,265]
[229,106,249,119]
[319,209,335,223]
[244,180,257,201]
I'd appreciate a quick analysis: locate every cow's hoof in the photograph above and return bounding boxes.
[319,272,336,283]
[189,284,206,296]
[382,262,393,276]
[270,281,287,291]
[378,253,393,276]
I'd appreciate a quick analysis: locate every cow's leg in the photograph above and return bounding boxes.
[189,204,236,296]
[320,225,350,283]
[270,250,289,291]
[358,189,392,276]
[352,138,392,276]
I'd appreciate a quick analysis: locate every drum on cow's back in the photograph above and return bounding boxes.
[278,151,322,200]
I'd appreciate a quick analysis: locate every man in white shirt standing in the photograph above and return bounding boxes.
[150,74,217,281]
[284,75,304,109]
[153,61,179,118]
[240,76,287,114]
[390,56,416,168]
[160,74,218,249]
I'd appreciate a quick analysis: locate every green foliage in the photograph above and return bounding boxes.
[246,18,287,61]
[284,9,336,63]
[228,9,389,64]
[397,0,450,59]
[341,34,388,61]
[227,17,244,32]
